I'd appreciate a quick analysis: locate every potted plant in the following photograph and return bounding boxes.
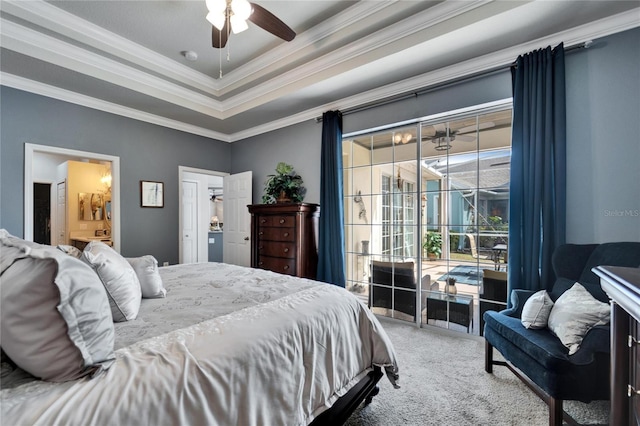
[262,162,306,204]
[423,231,442,260]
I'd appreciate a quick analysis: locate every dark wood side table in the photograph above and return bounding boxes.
[426,293,474,332]
[594,266,640,426]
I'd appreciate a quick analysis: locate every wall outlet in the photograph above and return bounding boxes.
[163,261,169,267]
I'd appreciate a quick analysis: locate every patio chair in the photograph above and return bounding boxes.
[479,269,507,336]
[369,260,430,320]
[466,234,489,260]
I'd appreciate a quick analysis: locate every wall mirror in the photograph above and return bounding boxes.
[79,192,105,221]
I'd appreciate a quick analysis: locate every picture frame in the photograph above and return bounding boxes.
[140,180,164,208]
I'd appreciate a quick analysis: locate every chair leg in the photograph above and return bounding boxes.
[548,397,563,426]
[485,340,493,373]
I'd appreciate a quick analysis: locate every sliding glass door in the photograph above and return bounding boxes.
[344,103,512,334]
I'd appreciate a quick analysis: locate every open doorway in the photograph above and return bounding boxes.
[33,182,52,244]
[24,143,121,251]
[178,166,252,266]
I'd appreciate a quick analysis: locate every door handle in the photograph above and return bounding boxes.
[244,236,250,241]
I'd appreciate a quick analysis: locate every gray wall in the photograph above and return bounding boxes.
[233,27,640,244]
[565,28,640,243]
[0,87,231,263]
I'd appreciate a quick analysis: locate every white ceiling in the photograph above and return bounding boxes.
[1,0,639,142]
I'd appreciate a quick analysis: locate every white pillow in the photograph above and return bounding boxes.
[521,290,554,329]
[126,255,166,298]
[0,237,115,381]
[547,282,610,355]
[82,241,142,322]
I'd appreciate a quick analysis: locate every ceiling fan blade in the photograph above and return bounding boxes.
[458,121,495,134]
[248,2,296,42]
[212,16,230,48]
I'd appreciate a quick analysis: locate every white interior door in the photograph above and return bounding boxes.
[56,181,66,245]
[223,171,252,266]
[181,180,198,263]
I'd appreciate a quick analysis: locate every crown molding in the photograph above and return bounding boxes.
[229,9,640,142]
[0,18,225,118]
[216,0,396,93]
[222,0,493,114]
[1,72,231,142]
[3,7,637,143]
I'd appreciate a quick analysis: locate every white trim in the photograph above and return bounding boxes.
[24,143,121,252]
[0,18,224,117]
[3,10,639,142]
[1,0,219,95]
[1,73,231,143]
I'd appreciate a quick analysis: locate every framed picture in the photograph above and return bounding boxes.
[140,180,164,208]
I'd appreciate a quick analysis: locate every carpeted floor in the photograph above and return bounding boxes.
[437,265,482,285]
[345,317,609,426]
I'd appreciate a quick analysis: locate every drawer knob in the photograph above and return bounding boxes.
[279,218,285,224]
[259,231,264,236]
[628,335,639,347]
[258,246,263,250]
[261,219,267,224]
[258,261,264,266]
[283,265,289,270]
[284,248,289,253]
[628,384,640,397]
[283,232,289,237]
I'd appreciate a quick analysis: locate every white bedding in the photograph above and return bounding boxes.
[1,263,399,425]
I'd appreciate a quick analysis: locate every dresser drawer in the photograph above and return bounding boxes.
[258,227,295,242]
[257,241,295,258]
[257,256,296,276]
[258,215,295,227]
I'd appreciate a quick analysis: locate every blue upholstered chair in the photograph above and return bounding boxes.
[483,242,640,425]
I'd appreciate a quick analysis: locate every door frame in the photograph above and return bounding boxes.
[24,143,121,251]
[178,166,228,264]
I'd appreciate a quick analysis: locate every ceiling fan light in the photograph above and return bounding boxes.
[230,15,248,34]
[205,0,226,13]
[231,0,252,20]
[206,12,226,30]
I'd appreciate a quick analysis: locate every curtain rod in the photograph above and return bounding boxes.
[315,41,591,122]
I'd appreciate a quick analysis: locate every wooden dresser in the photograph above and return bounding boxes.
[594,266,640,425]
[247,203,320,279]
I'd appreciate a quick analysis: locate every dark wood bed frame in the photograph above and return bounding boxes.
[309,366,383,425]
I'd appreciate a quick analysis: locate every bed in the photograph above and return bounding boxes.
[0,233,399,425]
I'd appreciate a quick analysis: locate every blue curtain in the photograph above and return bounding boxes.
[317,110,346,286]
[508,43,567,294]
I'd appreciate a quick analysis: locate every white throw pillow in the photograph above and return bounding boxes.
[0,237,115,381]
[82,241,142,322]
[521,290,554,329]
[126,255,166,298]
[547,282,610,355]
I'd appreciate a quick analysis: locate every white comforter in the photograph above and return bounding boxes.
[1,263,399,426]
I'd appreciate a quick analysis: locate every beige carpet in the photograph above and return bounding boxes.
[346,317,609,426]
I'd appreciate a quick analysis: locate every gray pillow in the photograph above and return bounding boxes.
[57,244,83,258]
[82,241,142,322]
[126,255,167,298]
[547,282,610,355]
[0,237,115,382]
[521,290,554,329]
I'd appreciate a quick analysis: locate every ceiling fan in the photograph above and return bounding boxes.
[206,0,296,48]
[425,122,495,150]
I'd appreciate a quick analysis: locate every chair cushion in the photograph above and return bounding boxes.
[578,242,640,287]
[484,310,571,370]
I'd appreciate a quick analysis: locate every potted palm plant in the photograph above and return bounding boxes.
[262,162,306,204]
[423,231,442,260]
